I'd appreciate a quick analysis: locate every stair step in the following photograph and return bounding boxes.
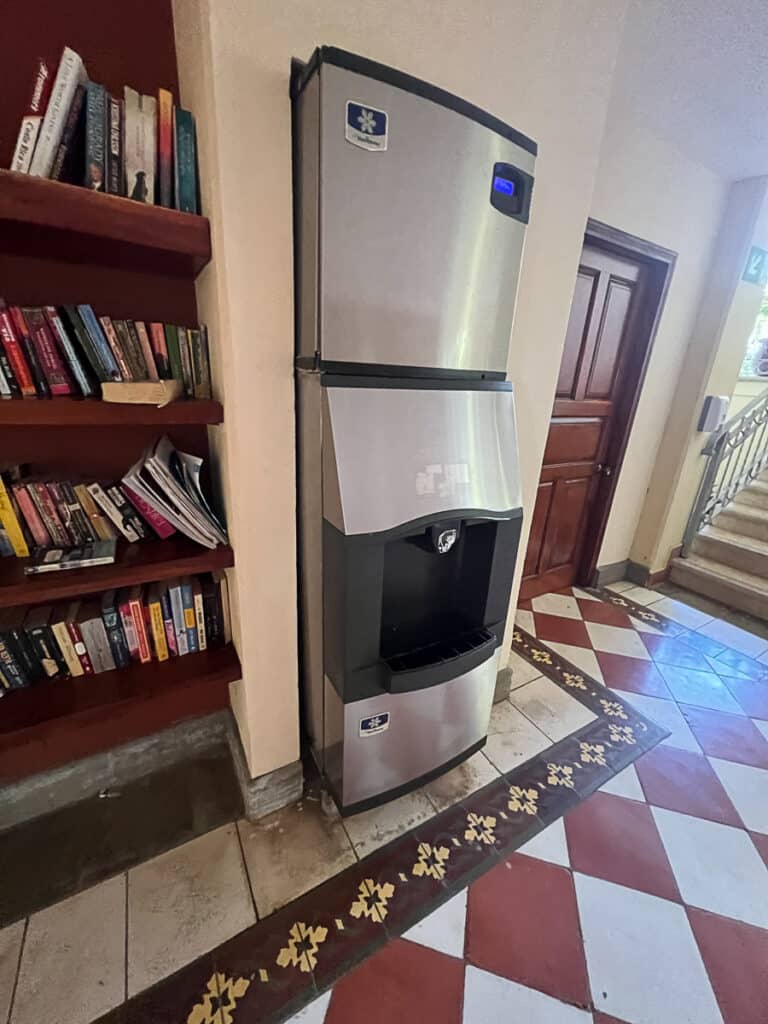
[715,502,768,542]
[670,553,768,621]
[735,480,768,510]
[692,525,768,575]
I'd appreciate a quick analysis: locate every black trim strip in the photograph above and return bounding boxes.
[322,373,512,392]
[328,507,523,545]
[319,360,507,382]
[292,46,538,158]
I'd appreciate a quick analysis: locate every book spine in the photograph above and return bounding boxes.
[193,583,207,651]
[87,483,140,542]
[79,619,106,673]
[121,483,175,539]
[50,82,85,181]
[159,587,178,656]
[7,627,42,683]
[46,481,81,545]
[60,481,98,542]
[129,594,152,663]
[134,322,160,381]
[74,484,116,541]
[65,611,94,675]
[43,307,94,397]
[180,577,199,653]
[107,96,123,195]
[27,624,63,678]
[8,306,50,397]
[148,596,169,661]
[20,308,72,395]
[173,108,199,214]
[0,477,30,557]
[101,593,130,669]
[0,359,12,399]
[51,620,84,676]
[169,582,188,655]
[12,483,50,546]
[106,485,147,539]
[11,58,54,173]
[124,88,156,204]
[77,305,121,380]
[112,320,143,380]
[84,82,107,191]
[125,322,150,379]
[0,305,35,396]
[148,323,171,379]
[117,596,140,660]
[61,305,108,382]
[0,636,28,688]
[30,46,85,178]
[164,324,184,383]
[158,88,173,207]
[201,575,221,645]
[176,326,194,397]
[29,483,70,546]
[89,618,116,672]
[99,316,133,381]
[196,325,212,399]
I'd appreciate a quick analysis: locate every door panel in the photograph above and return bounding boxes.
[521,244,646,599]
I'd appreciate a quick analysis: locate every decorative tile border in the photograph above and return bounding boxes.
[589,585,682,635]
[96,629,669,1024]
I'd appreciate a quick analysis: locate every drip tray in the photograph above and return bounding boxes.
[383,627,496,692]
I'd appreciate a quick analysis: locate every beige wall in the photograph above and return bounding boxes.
[729,378,768,418]
[173,0,629,775]
[590,88,727,568]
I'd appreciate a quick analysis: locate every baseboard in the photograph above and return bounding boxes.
[592,560,628,586]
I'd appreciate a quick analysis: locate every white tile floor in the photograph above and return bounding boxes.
[530,592,583,620]
[612,690,701,752]
[645,595,714,629]
[598,762,645,801]
[545,642,606,685]
[708,757,768,834]
[518,818,569,867]
[585,621,651,660]
[422,751,500,813]
[697,618,768,659]
[463,966,592,1024]
[654,662,745,714]
[342,789,435,858]
[403,890,467,959]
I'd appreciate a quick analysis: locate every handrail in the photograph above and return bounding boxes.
[682,385,768,554]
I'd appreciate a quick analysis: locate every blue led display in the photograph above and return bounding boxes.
[493,176,515,196]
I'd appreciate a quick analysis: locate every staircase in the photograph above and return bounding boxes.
[671,389,768,620]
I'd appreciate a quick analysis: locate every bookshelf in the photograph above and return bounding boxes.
[0,395,223,427]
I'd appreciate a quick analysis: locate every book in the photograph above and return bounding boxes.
[44,307,95,397]
[147,583,169,661]
[113,319,145,380]
[50,82,86,183]
[122,482,176,539]
[73,484,116,541]
[0,302,35,397]
[192,576,207,651]
[20,308,72,395]
[61,481,99,542]
[106,485,147,539]
[63,601,94,674]
[0,608,42,684]
[134,322,160,381]
[173,107,199,214]
[117,588,140,660]
[214,569,232,643]
[107,96,123,195]
[61,305,110,382]
[23,539,117,575]
[192,325,212,399]
[30,46,87,178]
[149,323,171,379]
[87,482,141,542]
[29,482,70,546]
[180,576,199,653]
[77,600,116,673]
[127,585,152,663]
[0,475,30,557]
[0,360,13,399]
[84,81,107,191]
[11,58,54,173]
[7,306,49,397]
[201,572,222,646]
[12,482,51,547]
[176,326,194,397]
[98,316,133,381]
[124,87,156,204]
[24,605,65,678]
[0,613,30,689]
[101,380,183,406]
[167,578,188,655]
[77,305,121,380]
[46,481,83,545]
[159,586,178,656]
[101,589,131,669]
[50,610,84,677]
[158,88,174,207]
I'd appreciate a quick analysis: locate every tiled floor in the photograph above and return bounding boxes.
[0,582,766,1024]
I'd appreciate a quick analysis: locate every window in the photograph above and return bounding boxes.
[739,282,768,378]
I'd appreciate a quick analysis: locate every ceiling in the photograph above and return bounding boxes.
[614,0,768,180]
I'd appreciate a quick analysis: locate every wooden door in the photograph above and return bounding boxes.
[520,244,648,599]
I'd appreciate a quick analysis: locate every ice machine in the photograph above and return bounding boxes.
[292,47,536,814]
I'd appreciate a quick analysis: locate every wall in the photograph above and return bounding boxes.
[173,0,629,777]
[590,87,727,568]
[729,378,768,418]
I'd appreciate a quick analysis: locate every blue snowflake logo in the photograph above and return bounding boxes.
[357,108,377,134]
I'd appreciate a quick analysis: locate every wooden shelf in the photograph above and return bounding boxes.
[0,539,234,609]
[0,644,242,783]
[0,170,211,277]
[0,396,223,427]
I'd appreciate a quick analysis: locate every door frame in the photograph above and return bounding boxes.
[570,219,677,587]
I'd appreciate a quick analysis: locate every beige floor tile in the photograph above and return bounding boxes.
[506,649,543,690]
[514,608,536,635]
[605,581,634,593]
[238,798,356,917]
[343,790,435,858]
[12,876,124,1024]
[0,921,24,1024]
[623,585,664,606]
[127,823,255,996]
[510,675,596,742]
[422,751,500,812]
[484,700,551,772]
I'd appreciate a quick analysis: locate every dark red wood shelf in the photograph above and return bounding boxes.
[0,396,223,427]
[0,539,234,609]
[0,169,211,277]
[0,644,241,782]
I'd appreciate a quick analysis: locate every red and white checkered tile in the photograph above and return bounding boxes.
[290,586,768,1024]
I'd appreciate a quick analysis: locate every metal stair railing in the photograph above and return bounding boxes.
[682,386,768,555]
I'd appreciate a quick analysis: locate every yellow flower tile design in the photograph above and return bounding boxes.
[600,699,629,720]
[349,878,395,923]
[546,762,575,788]
[464,812,497,845]
[637,609,660,622]
[412,842,451,880]
[508,784,539,815]
[530,648,552,664]
[512,630,524,644]
[611,597,629,607]
[561,671,587,691]
[609,723,637,745]
[579,741,608,767]
[276,922,329,973]
[188,973,250,1024]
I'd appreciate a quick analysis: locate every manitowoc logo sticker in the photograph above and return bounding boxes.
[345,101,388,151]
[359,712,390,737]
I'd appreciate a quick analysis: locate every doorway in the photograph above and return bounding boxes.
[520,220,676,600]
